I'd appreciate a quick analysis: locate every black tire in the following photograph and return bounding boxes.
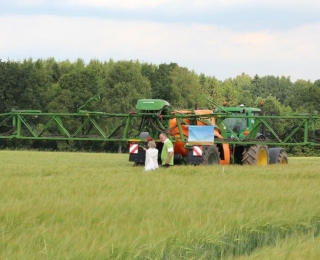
[256,133,266,141]
[202,145,220,165]
[242,145,269,165]
[269,148,288,164]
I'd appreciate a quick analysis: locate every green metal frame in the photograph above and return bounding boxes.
[215,113,320,146]
[1,108,320,147]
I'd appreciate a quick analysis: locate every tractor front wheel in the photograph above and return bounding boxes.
[202,145,220,165]
[242,145,269,165]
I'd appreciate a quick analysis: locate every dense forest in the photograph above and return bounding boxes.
[0,58,319,155]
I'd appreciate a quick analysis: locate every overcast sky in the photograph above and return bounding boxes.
[1,0,319,82]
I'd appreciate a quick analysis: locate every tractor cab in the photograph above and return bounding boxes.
[218,105,261,139]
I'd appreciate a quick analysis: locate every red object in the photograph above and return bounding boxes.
[192,146,202,156]
[129,144,139,154]
[146,137,153,141]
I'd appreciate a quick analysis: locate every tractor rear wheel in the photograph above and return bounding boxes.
[269,148,288,164]
[202,145,220,165]
[242,145,269,165]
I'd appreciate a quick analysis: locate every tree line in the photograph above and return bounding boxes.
[0,58,319,155]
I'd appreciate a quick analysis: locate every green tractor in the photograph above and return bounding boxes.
[216,104,288,165]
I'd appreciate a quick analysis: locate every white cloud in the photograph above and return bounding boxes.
[57,0,320,11]
[12,0,320,11]
[65,0,169,9]
[0,15,319,81]
[15,0,46,6]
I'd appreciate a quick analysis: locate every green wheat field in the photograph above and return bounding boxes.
[1,150,320,259]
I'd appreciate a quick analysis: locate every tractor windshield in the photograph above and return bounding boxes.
[224,115,247,133]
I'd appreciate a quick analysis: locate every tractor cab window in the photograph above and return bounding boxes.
[224,114,247,133]
[251,112,258,126]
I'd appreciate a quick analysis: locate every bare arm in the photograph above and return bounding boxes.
[165,151,174,165]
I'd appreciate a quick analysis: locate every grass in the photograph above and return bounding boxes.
[233,237,320,260]
[1,151,320,259]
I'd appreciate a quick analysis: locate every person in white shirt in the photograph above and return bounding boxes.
[143,140,159,171]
